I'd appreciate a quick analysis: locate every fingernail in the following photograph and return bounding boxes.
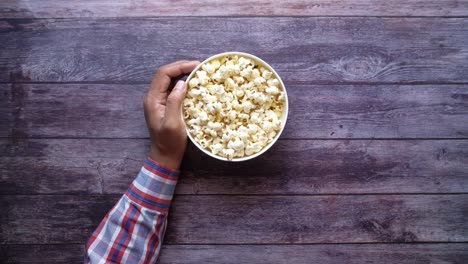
[174,80,185,91]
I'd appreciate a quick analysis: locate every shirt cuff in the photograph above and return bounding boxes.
[124,157,180,213]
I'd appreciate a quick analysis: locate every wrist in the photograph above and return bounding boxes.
[149,146,183,170]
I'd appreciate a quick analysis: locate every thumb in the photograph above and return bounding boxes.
[165,80,187,120]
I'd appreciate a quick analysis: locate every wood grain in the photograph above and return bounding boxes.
[1,0,467,18]
[1,195,467,244]
[158,244,468,264]
[0,195,119,244]
[2,83,468,139]
[1,139,467,195]
[0,244,84,264]
[166,195,468,244]
[0,0,466,262]
[1,18,467,83]
[2,244,468,264]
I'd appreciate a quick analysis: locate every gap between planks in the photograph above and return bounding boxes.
[3,16,468,20]
[1,137,468,140]
[1,0,467,18]
[2,193,468,197]
[2,242,468,246]
[3,81,468,85]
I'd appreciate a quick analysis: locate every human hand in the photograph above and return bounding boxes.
[144,60,200,170]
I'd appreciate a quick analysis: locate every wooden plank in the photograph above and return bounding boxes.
[1,0,467,18]
[158,244,468,264]
[0,83,147,139]
[166,195,468,244]
[0,244,84,264]
[1,139,467,195]
[1,17,467,83]
[2,244,468,264]
[2,83,468,138]
[1,195,467,244]
[0,195,119,244]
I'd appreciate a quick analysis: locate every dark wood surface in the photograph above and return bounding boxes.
[3,244,468,264]
[1,139,468,195]
[2,195,467,244]
[2,84,468,138]
[1,18,467,84]
[1,1,467,263]
[1,0,467,18]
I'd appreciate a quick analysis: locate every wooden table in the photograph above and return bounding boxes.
[1,1,468,263]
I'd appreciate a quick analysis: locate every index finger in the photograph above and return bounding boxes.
[149,60,200,97]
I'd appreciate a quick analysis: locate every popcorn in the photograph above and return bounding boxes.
[218,65,230,79]
[253,77,266,86]
[196,71,210,85]
[233,76,245,84]
[202,63,215,74]
[228,138,245,152]
[245,142,263,156]
[240,68,251,78]
[212,84,225,95]
[222,130,233,142]
[242,101,254,113]
[206,103,216,114]
[188,78,199,88]
[247,124,260,134]
[211,59,221,70]
[267,78,279,87]
[235,89,245,98]
[238,57,251,67]
[184,55,285,159]
[262,70,273,79]
[265,86,280,95]
[223,149,235,159]
[208,121,223,131]
[250,112,261,123]
[252,92,267,104]
[210,143,223,155]
[212,72,223,82]
[238,113,249,120]
[252,69,261,78]
[225,78,237,90]
[278,92,285,101]
[228,110,237,120]
[188,88,201,97]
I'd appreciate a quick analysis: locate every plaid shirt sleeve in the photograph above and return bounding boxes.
[85,157,179,264]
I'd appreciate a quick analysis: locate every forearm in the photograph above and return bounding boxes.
[85,157,179,264]
[149,145,184,171]
[85,60,195,264]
